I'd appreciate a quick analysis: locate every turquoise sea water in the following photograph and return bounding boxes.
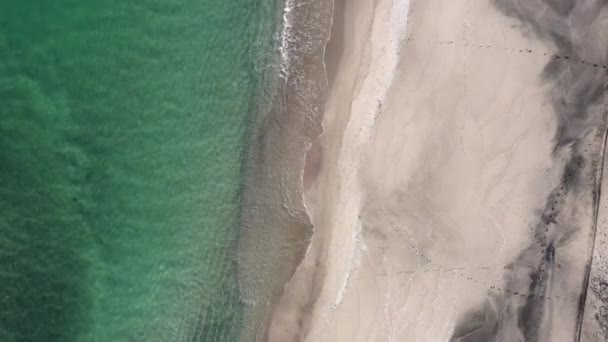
[0,1,276,341]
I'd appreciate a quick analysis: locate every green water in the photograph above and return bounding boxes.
[0,1,276,341]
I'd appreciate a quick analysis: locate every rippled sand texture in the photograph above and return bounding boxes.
[268,0,608,341]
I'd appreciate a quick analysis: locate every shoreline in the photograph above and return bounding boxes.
[236,0,333,339]
[265,0,412,340]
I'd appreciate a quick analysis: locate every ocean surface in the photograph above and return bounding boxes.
[0,1,277,341]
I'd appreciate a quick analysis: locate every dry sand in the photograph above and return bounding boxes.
[262,0,608,341]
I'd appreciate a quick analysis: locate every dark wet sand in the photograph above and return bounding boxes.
[236,0,333,340]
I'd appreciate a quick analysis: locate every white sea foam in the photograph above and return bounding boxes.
[278,0,296,78]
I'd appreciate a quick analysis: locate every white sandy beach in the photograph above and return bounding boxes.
[262,0,608,341]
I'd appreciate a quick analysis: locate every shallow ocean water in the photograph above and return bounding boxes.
[0,1,275,341]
